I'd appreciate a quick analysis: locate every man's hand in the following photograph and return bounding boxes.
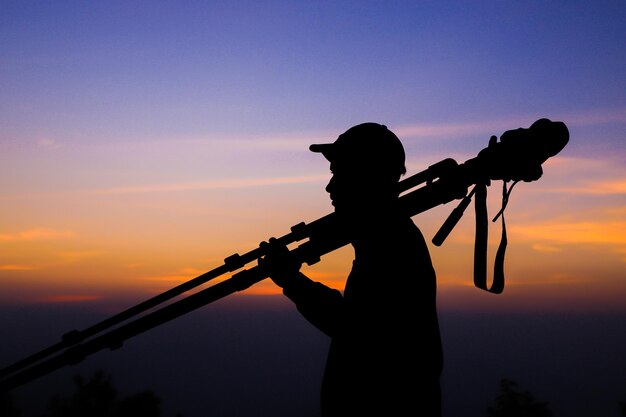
[258,237,302,288]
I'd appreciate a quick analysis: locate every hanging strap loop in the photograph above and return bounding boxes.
[473,180,517,294]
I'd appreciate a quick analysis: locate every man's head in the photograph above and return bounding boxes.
[310,123,406,216]
[310,122,406,180]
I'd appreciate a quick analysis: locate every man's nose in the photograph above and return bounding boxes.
[325,176,335,194]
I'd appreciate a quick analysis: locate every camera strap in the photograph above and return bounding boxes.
[473,180,518,294]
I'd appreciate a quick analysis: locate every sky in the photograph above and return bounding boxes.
[1,1,626,415]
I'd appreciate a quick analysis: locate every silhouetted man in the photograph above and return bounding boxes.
[260,123,443,416]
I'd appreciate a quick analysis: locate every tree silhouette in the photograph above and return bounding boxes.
[35,370,181,417]
[44,371,116,417]
[485,378,552,417]
[0,392,21,417]
[619,396,626,416]
[115,391,163,417]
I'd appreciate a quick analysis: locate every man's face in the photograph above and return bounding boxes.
[326,162,382,218]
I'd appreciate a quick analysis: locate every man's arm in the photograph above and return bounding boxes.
[259,238,345,337]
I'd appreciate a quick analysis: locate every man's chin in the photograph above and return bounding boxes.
[334,206,368,223]
[333,206,351,222]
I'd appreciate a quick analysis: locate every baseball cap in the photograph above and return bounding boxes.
[310,122,406,176]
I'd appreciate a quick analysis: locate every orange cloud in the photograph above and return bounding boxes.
[243,283,283,296]
[55,250,104,262]
[613,247,626,262]
[504,272,588,287]
[142,267,209,283]
[553,179,626,195]
[529,156,625,195]
[0,264,36,271]
[302,270,340,281]
[511,221,626,245]
[530,243,563,253]
[0,228,75,242]
[607,206,626,216]
[143,274,195,283]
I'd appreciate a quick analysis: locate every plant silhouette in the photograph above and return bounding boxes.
[2,370,182,417]
[43,370,172,417]
[485,378,552,417]
[0,391,21,417]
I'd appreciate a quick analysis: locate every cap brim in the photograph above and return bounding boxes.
[309,143,335,162]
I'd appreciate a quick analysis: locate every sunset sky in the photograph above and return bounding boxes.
[2,3,626,416]
[1,1,625,313]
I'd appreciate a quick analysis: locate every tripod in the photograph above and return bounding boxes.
[0,118,568,393]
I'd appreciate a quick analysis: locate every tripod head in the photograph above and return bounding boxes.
[474,118,569,183]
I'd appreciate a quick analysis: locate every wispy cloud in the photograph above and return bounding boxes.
[614,247,626,262]
[0,228,75,242]
[563,107,626,127]
[552,179,626,195]
[31,294,102,303]
[184,131,332,151]
[606,207,626,218]
[94,174,327,195]
[527,156,626,195]
[395,107,626,140]
[0,264,36,271]
[511,221,626,245]
[143,267,207,283]
[85,129,333,153]
[37,137,61,149]
[531,243,563,253]
[395,118,531,140]
[504,272,589,287]
[55,250,104,262]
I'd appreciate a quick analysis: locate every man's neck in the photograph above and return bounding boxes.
[346,200,404,241]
